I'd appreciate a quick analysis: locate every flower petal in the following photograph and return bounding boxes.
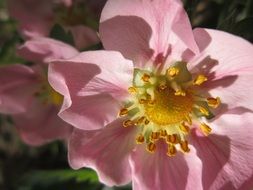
[13,98,72,146]
[68,118,137,186]
[191,110,253,190]
[48,51,133,130]
[100,0,198,66]
[8,0,53,38]
[18,37,79,64]
[130,142,203,190]
[0,64,38,114]
[67,25,99,50]
[191,28,253,111]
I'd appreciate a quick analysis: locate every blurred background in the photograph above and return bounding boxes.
[0,0,252,189]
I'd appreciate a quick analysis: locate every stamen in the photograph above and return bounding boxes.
[136,134,145,144]
[198,106,209,116]
[200,123,212,136]
[139,98,147,104]
[184,115,192,125]
[147,142,156,153]
[123,120,133,127]
[179,123,190,134]
[136,116,146,125]
[144,119,150,125]
[150,131,160,142]
[167,134,178,144]
[180,141,190,153]
[194,75,207,85]
[207,97,221,108]
[158,82,167,91]
[141,73,151,82]
[128,86,137,94]
[167,67,179,78]
[175,90,186,96]
[119,108,128,117]
[160,130,167,138]
[167,144,177,157]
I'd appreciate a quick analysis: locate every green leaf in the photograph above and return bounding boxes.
[16,169,100,190]
[49,24,75,46]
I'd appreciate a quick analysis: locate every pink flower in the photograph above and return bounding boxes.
[8,0,103,50]
[0,38,78,146]
[49,0,253,189]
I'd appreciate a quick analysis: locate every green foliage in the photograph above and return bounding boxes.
[50,24,75,46]
[16,169,100,190]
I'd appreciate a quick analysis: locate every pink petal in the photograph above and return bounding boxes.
[67,25,100,50]
[18,37,79,64]
[0,64,38,114]
[13,98,72,146]
[8,0,54,38]
[100,0,198,66]
[191,110,253,190]
[68,118,137,186]
[190,28,253,111]
[48,51,133,130]
[130,142,203,190]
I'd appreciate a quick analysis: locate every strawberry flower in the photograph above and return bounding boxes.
[0,38,78,145]
[8,0,104,50]
[49,0,253,189]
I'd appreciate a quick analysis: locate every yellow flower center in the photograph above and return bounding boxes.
[144,88,193,125]
[118,61,221,157]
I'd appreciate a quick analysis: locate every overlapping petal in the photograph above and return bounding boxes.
[191,110,253,190]
[68,118,137,186]
[0,64,38,114]
[49,51,133,130]
[13,98,72,146]
[8,0,54,38]
[18,37,79,64]
[190,28,253,111]
[130,143,203,190]
[100,0,198,67]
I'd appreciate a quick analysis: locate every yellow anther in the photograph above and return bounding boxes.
[136,116,146,125]
[179,123,190,134]
[160,130,167,138]
[147,142,156,153]
[128,86,137,94]
[167,144,177,157]
[148,99,155,106]
[119,108,128,117]
[184,115,192,125]
[175,90,186,96]
[136,134,145,144]
[180,141,190,153]
[194,75,207,85]
[167,134,178,144]
[199,106,209,116]
[142,73,151,82]
[200,123,212,136]
[207,97,221,108]
[158,82,167,91]
[150,132,160,142]
[139,98,147,104]
[167,67,180,78]
[123,120,133,127]
[144,119,150,125]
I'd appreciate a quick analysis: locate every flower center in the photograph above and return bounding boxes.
[34,81,63,106]
[118,61,221,157]
[144,88,193,125]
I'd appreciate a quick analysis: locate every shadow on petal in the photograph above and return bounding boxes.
[100,15,154,67]
[191,130,230,190]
